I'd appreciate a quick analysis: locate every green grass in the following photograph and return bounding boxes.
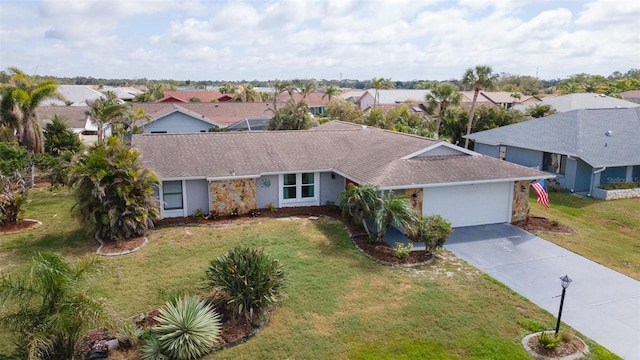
[0,189,621,359]
[528,191,640,280]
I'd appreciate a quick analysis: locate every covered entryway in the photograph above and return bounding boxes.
[422,182,511,227]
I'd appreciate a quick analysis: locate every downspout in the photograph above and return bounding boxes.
[590,166,606,196]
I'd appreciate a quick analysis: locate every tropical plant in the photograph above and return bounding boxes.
[292,79,317,102]
[425,82,462,138]
[408,214,453,253]
[0,141,29,175]
[537,331,562,349]
[232,84,262,102]
[43,115,81,157]
[374,192,418,243]
[0,252,111,359]
[371,77,395,110]
[0,67,62,153]
[322,84,341,102]
[144,295,222,360]
[338,183,381,239]
[269,99,313,130]
[462,65,498,148]
[270,79,291,114]
[85,92,131,144]
[218,82,237,94]
[66,137,159,242]
[394,242,413,259]
[325,99,362,122]
[205,246,286,323]
[525,104,556,118]
[0,171,27,225]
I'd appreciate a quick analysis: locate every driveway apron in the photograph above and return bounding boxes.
[444,223,640,360]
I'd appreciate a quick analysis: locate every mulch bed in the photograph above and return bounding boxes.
[527,332,586,358]
[97,236,146,254]
[513,216,576,235]
[0,219,41,234]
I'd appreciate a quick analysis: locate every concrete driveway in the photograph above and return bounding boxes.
[444,223,640,360]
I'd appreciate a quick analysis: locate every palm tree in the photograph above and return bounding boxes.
[510,92,521,107]
[218,82,237,94]
[425,83,462,138]
[293,79,317,103]
[525,104,556,118]
[374,192,417,243]
[338,183,381,240]
[371,77,395,110]
[1,67,62,153]
[322,84,341,103]
[462,65,498,149]
[67,137,160,242]
[0,252,112,359]
[85,92,130,144]
[270,79,291,113]
[232,84,262,102]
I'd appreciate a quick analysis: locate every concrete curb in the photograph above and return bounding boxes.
[95,235,149,256]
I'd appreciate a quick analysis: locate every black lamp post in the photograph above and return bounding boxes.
[555,275,572,334]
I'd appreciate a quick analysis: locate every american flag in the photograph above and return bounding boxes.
[531,182,549,209]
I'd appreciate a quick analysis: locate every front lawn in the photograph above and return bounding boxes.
[0,189,620,359]
[528,192,640,280]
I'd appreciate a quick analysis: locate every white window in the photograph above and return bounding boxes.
[163,180,183,210]
[281,173,317,204]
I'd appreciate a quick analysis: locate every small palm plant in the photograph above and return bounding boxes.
[205,246,286,323]
[374,192,417,243]
[141,295,222,360]
[338,183,382,240]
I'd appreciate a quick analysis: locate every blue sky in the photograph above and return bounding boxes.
[1,0,638,81]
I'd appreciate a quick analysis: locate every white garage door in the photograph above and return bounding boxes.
[422,182,512,227]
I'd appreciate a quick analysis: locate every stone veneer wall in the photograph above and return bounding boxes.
[405,188,423,214]
[210,179,256,215]
[592,187,640,200]
[511,181,530,223]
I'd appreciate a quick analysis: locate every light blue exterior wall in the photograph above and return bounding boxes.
[144,112,217,133]
[504,146,542,169]
[185,179,209,215]
[574,159,593,192]
[633,166,640,182]
[602,167,629,184]
[320,172,345,205]
[473,143,500,158]
[256,175,278,208]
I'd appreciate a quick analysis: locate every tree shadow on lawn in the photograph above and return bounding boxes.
[13,228,94,258]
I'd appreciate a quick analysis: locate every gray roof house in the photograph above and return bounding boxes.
[465,108,640,199]
[132,121,551,227]
[512,93,640,113]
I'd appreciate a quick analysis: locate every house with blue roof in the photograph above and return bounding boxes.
[465,108,640,199]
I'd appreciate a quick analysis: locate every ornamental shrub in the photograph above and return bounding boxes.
[205,246,286,322]
[144,295,221,360]
[408,214,453,253]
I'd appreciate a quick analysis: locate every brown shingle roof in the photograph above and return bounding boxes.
[132,121,549,187]
[156,91,231,103]
[35,106,88,129]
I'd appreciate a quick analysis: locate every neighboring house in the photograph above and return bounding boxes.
[512,93,640,113]
[44,85,105,106]
[621,90,640,104]
[101,86,143,101]
[275,92,333,116]
[471,91,539,109]
[156,90,233,103]
[132,121,551,227]
[357,89,431,110]
[466,108,640,198]
[133,102,273,128]
[35,106,99,144]
[137,104,222,133]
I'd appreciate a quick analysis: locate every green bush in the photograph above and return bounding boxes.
[538,331,561,349]
[193,208,207,219]
[408,215,453,253]
[0,172,27,225]
[394,242,413,258]
[599,182,640,190]
[205,246,286,322]
[144,295,222,360]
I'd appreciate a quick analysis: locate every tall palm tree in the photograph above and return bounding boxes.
[425,82,462,138]
[374,192,417,243]
[338,183,382,240]
[462,65,498,149]
[293,79,317,103]
[270,79,291,113]
[1,67,62,153]
[85,92,130,144]
[371,77,395,110]
[219,82,237,94]
[322,84,341,103]
[0,252,112,359]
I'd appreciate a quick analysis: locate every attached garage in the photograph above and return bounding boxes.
[422,182,512,227]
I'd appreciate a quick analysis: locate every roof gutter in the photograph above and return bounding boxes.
[593,166,607,174]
